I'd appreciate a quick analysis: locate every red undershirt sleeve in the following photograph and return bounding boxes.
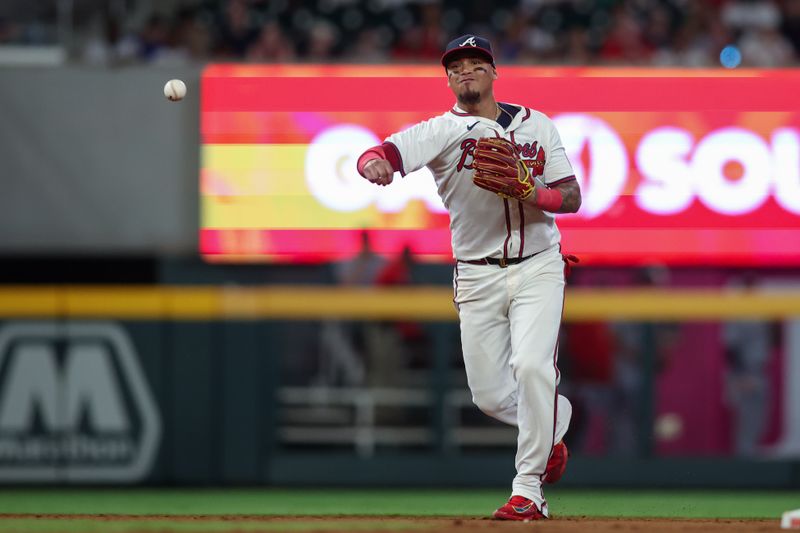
[356,142,404,177]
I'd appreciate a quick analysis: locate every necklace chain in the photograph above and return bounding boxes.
[496,104,512,120]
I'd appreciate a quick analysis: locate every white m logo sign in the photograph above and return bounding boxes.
[0,322,161,482]
[0,341,128,432]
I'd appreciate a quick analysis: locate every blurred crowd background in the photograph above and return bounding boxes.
[2,0,800,67]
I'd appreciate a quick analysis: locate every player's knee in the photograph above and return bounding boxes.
[514,357,558,385]
[472,390,512,418]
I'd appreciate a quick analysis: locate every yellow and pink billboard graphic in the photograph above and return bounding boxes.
[201,65,800,265]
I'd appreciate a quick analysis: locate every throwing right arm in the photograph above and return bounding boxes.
[357,117,448,187]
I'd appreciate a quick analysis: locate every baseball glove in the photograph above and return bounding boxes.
[472,137,534,201]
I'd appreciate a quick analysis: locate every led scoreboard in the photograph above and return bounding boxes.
[201,65,800,265]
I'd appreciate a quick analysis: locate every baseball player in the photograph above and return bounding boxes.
[356,34,581,521]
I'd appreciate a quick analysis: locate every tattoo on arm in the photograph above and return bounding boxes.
[554,180,582,214]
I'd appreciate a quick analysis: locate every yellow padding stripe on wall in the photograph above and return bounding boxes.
[0,286,798,321]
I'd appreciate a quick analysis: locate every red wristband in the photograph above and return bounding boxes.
[357,147,386,176]
[534,187,563,212]
[357,142,405,177]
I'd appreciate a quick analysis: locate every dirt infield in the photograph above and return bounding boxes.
[0,514,780,532]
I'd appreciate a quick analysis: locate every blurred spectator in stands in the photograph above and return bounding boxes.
[643,3,676,53]
[92,7,209,67]
[137,14,171,62]
[376,244,414,288]
[740,26,795,66]
[720,0,796,68]
[345,28,390,63]
[366,245,426,388]
[611,265,680,455]
[722,273,779,457]
[779,0,800,57]
[247,20,296,62]
[306,20,339,61]
[563,26,592,65]
[653,1,730,67]
[215,0,257,58]
[173,8,213,64]
[82,10,138,66]
[392,26,431,62]
[12,0,800,67]
[316,231,385,387]
[562,309,617,455]
[524,6,562,63]
[652,18,708,67]
[0,17,21,44]
[335,230,385,288]
[376,245,424,343]
[418,3,447,58]
[599,4,651,64]
[391,3,445,62]
[705,13,738,64]
[721,0,794,66]
[497,9,528,62]
[722,0,782,33]
[145,10,211,67]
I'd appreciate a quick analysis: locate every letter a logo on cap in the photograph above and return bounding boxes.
[459,36,477,47]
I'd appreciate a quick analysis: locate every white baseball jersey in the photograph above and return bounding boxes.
[384,103,575,261]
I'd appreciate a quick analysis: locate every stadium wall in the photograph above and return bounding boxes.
[0,67,201,254]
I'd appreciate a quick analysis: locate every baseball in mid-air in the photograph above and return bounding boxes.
[164,79,186,101]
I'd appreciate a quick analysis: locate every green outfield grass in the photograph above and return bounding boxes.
[0,488,797,519]
[0,518,417,532]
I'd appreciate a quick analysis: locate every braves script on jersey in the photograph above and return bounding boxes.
[384,103,575,261]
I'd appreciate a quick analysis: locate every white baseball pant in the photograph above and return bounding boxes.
[453,243,571,513]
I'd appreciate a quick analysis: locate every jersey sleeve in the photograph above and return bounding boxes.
[384,117,448,176]
[543,116,576,186]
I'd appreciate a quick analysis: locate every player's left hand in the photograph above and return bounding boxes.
[472,137,534,201]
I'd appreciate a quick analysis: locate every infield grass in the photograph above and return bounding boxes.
[0,488,797,519]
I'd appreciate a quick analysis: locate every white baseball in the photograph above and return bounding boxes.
[164,79,186,101]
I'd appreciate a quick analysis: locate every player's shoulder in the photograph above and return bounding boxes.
[438,109,476,127]
[505,104,558,134]
[529,109,554,123]
[415,110,463,130]
[389,112,457,141]
[408,111,470,138]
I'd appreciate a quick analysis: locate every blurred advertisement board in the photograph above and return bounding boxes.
[201,65,800,265]
[0,322,161,482]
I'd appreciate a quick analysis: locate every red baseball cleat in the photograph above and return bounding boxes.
[544,440,569,484]
[493,495,547,521]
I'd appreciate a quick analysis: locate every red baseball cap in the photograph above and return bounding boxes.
[441,35,495,67]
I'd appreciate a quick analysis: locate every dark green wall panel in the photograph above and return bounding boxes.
[168,322,216,483]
